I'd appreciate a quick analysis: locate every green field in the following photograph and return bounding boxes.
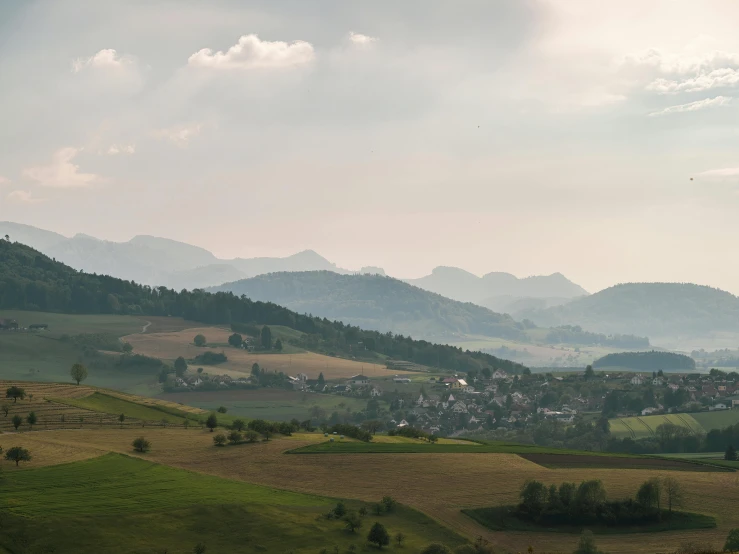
[609,413,704,439]
[51,392,194,424]
[692,410,739,430]
[0,453,466,553]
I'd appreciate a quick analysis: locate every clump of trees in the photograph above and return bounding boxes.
[324,423,372,442]
[517,477,683,527]
[193,351,227,365]
[388,426,438,443]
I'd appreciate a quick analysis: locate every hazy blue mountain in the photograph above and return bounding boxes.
[0,222,345,289]
[405,266,588,307]
[518,283,739,342]
[209,271,529,342]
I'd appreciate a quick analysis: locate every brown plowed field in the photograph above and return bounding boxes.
[520,453,725,471]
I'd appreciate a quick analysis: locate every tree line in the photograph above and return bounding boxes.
[0,240,526,374]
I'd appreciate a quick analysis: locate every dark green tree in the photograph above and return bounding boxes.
[217,406,228,413]
[367,522,390,549]
[194,334,207,347]
[26,411,37,428]
[119,413,126,427]
[573,530,603,554]
[317,372,325,387]
[260,326,272,350]
[12,414,22,430]
[174,356,188,377]
[725,529,739,552]
[344,511,362,533]
[232,419,246,431]
[122,342,133,353]
[275,338,283,351]
[70,363,88,385]
[5,446,31,466]
[584,365,595,379]
[132,437,151,453]
[194,543,207,554]
[206,413,218,432]
[6,386,25,403]
[213,433,227,446]
[726,445,737,461]
[228,333,243,348]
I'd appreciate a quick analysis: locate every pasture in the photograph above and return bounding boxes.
[125,326,410,379]
[0,453,464,554]
[9,427,739,554]
[609,413,704,439]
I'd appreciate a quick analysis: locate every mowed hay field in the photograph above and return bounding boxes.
[610,413,704,439]
[125,327,413,379]
[14,427,739,554]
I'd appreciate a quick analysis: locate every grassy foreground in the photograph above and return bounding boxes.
[0,453,466,553]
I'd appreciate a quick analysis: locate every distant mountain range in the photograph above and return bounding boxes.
[405,266,589,313]
[517,283,739,345]
[0,222,344,290]
[209,271,530,342]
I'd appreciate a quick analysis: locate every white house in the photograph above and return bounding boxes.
[393,377,412,384]
[347,375,370,386]
[710,403,729,411]
[492,370,508,380]
[630,375,645,386]
[370,387,383,397]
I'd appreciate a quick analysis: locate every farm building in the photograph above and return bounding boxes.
[346,375,370,386]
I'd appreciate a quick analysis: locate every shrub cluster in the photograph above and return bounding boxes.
[323,423,372,442]
[388,426,438,442]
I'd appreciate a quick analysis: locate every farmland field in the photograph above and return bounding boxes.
[691,409,739,430]
[610,413,704,439]
[125,326,411,380]
[0,452,464,554]
[9,426,739,554]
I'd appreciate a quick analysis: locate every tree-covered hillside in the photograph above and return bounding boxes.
[0,239,526,374]
[209,271,530,342]
[518,283,739,341]
[592,351,696,371]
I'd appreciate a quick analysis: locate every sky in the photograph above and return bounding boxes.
[2,0,739,294]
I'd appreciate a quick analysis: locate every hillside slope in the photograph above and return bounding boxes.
[209,271,529,341]
[520,283,739,341]
[406,266,588,311]
[0,239,526,374]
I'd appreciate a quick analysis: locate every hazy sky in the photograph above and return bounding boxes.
[2,0,739,294]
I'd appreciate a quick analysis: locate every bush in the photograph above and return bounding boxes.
[228,431,242,444]
[217,406,228,413]
[194,352,227,365]
[244,430,259,443]
[326,423,372,442]
[725,528,739,552]
[213,434,227,446]
[132,437,151,453]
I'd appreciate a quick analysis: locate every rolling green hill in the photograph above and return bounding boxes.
[593,351,695,371]
[209,271,529,342]
[0,239,526,374]
[609,411,739,439]
[519,282,739,343]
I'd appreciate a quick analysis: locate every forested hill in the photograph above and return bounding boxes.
[592,351,696,371]
[208,271,529,342]
[517,283,739,341]
[0,240,526,374]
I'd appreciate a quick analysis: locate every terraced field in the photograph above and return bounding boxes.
[11,427,739,554]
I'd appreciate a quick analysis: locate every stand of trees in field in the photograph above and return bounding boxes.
[0,240,526,374]
[593,351,696,371]
[545,325,649,349]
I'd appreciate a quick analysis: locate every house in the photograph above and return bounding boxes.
[288,376,308,391]
[641,407,660,415]
[441,377,468,389]
[451,402,469,414]
[652,377,664,386]
[492,370,507,380]
[710,403,729,411]
[347,375,370,386]
[630,375,645,386]
[468,415,481,425]
[397,419,409,428]
[370,387,383,397]
[393,377,411,384]
[668,384,680,391]
[0,318,19,330]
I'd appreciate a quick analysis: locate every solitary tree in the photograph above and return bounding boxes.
[194,334,207,347]
[344,511,363,533]
[6,386,25,403]
[228,333,243,348]
[726,445,738,461]
[395,532,405,546]
[584,365,595,379]
[381,496,396,512]
[2,404,9,417]
[12,414,22,430]
[232,419,246,431]
[26,411,37,428]
[637,479,661,513]
[573,530,603,554]
[197,367,204,374]
[217,406,228,413]
[174,356,188,377]
[663,477,683,515]
[5,446,31,466]
[275,338,283,351]
[725,529,739,552]
[251,363,261,378]
[213,433,227,446]
[119,413,126,427]
[367,522,390,549]
[206,413,218,432]
[194,543,207,554]
[132,437,151,453]
[70,363,88,385]
[260,326,272,350]
[317,372,325,388]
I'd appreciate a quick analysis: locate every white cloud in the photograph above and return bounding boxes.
[187,34,315,70]
[72,49,135,73]
[22,147,100,188]
[153,124,202,147]
[648,95,731,116]
[624,49,739,76]
[7,190,46,204]
[697,167,739,180]
[349,32,378,46]
[647,68,739,94]
[107,144,136,155]
[0,176,10,186]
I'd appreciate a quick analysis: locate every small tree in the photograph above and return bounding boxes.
[275,338,283,351]
[174,356,188,377]
[260,326,272,350]
[573,530,603,554]
[119,413,126,427]
[725,529,739,552]
[194,334,207,347]
[726,445,737,461]
[663,477,683,515]
[584,365,595,379]
[228,431,242,444]
[317,372,325,388]
[245,430,259,443]
[213,433,227,446]
[2,404,9,417]
[6,386,25,403]
[232,419,246,431]
[217,406,228,413]
[206,413,218,432]
[5,446,31,466]
[12,414,22,430]
[637,479,661,513]
[132,437,151,453]
[26,411,37,428]
[334,502,347,517]
[70,363,88,385]
[228,333,243,348]
[194,543,207,554]
[381,496,396,513]
[197,367,203,374]
[395,532,405,546]
[367,522,390,549]
[344,511,362,533]
[122,342,133,353]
